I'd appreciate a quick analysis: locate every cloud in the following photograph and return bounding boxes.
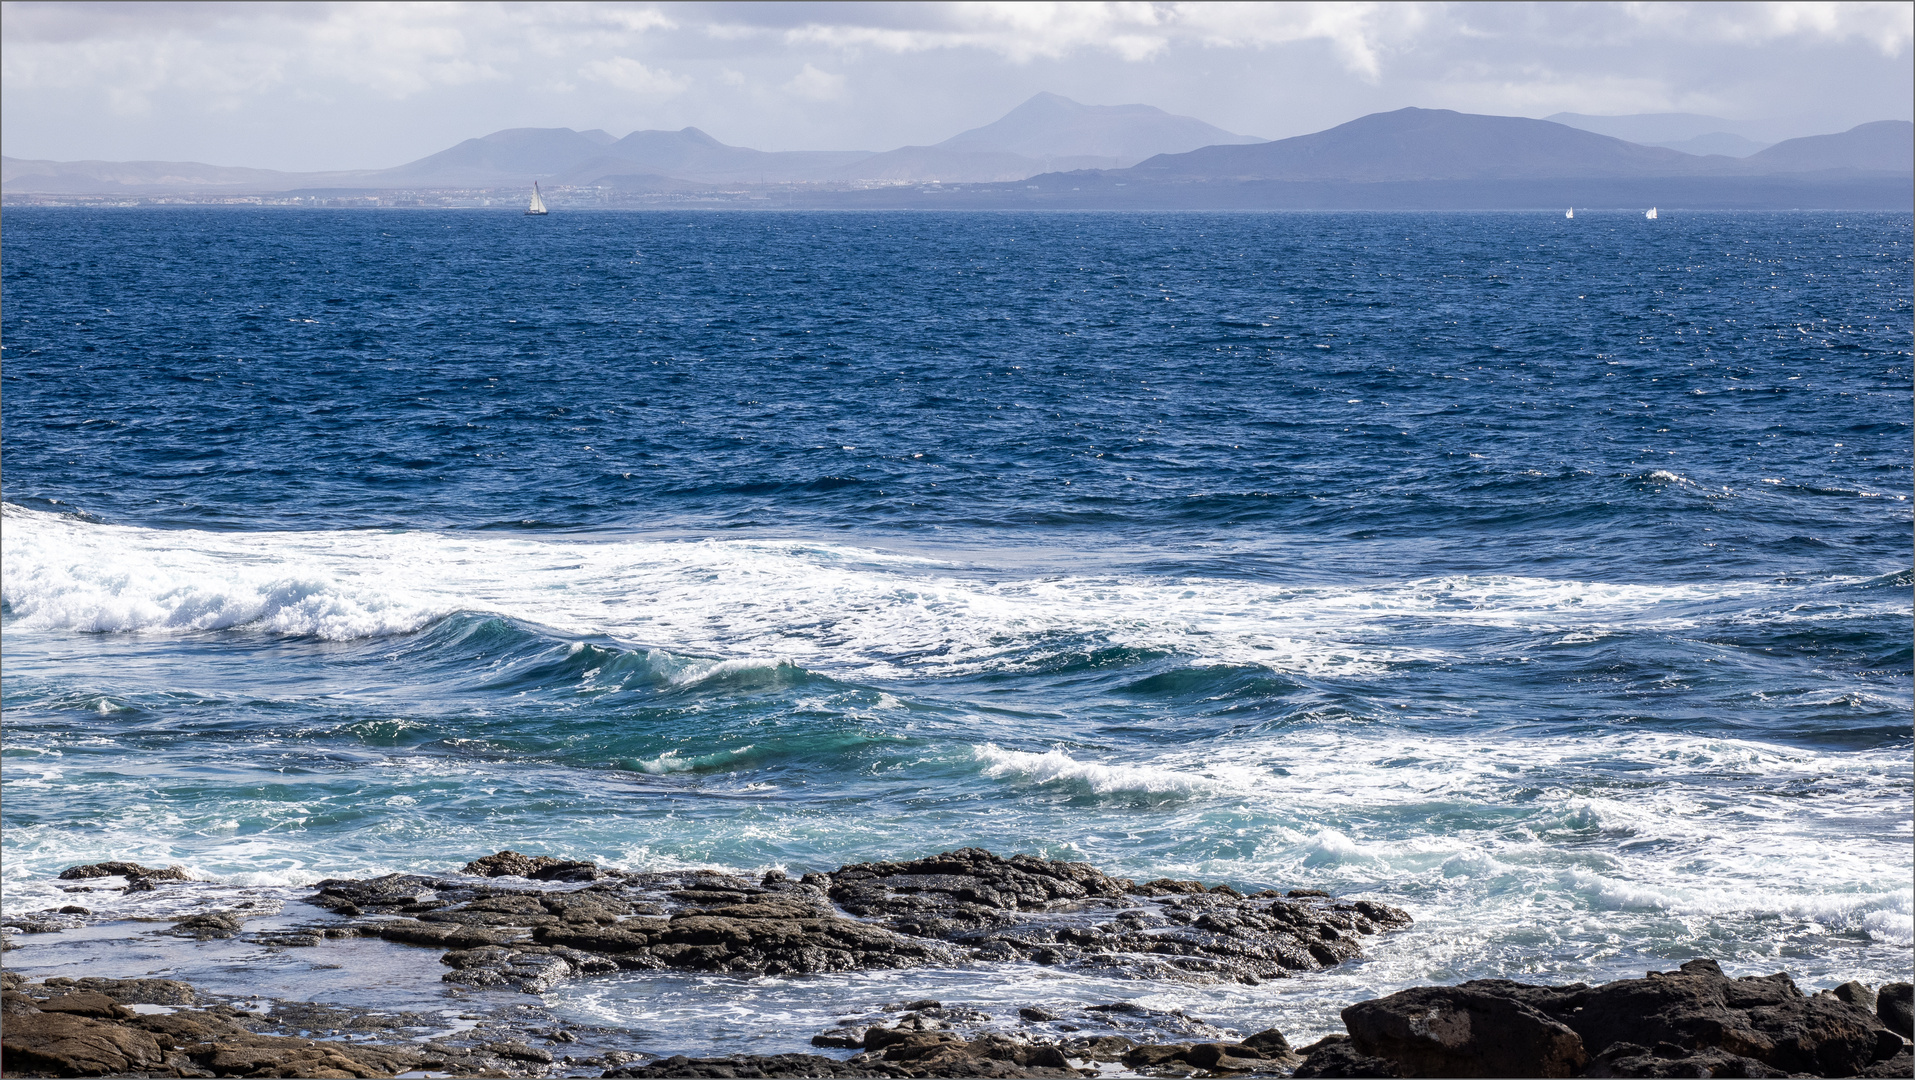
[1622,1,1914,56]
[2,1,1908,169]
[580,55,689,96]
[782,62,844,101]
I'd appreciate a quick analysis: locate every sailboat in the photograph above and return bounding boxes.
[1645,207,1658,220]
[1565,208,1574,219]
[525,182,548,216]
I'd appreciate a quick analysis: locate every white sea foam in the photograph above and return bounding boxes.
[974,744,1232,795]
[2,504,1871,680]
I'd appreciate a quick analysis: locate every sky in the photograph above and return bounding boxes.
[3,1,1911,172]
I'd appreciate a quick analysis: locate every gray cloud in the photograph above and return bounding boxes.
[3,1,1909,170]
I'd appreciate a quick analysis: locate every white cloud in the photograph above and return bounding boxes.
[2,1,1908,168]
[580,55,689,96]
[1622,1,1914,56]
[783,62,844,101]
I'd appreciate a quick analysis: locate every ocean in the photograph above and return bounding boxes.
[2,208,1909,1051]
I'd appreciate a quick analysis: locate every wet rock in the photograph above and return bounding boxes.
[812,1026,869,1049]
[1240,1027,1297,1061]
[1561,959,1885,1077]
[826,848,1410,984]
[294,849,1406,998]
[57,862,192,882]
[40,977,199,1006]
[1342,983,1588,1077]
[2,918,68,934]
[1059,1035,1134,1062]
[1833,980,1879,1014]
[1291,1035,1403,1078]
[1319,959,1896,1079]
[537,894,965,977]
[0,1011,169,1076]
[4,990,44,1017]
[463,849,603,881]
[1880,983,1913,1038]
[1124,1043,1196,1068]
[373,916,524,950]
[1860,1045,1913,1078]
[1579,1040,1788,1077]
[35,993,136,1021]
[441,943,619,993]
[0,976,468,1078]
[604,1032,1089,1078]
[484,1038,556,1063]
[168,910,246,939]
[604,1053,889,1077]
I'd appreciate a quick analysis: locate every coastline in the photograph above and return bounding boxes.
[4,850,1910,1078]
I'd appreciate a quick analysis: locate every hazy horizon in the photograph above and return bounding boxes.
[3,1,1912,173]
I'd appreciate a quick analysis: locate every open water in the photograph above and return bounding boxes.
[2,209,1910,1049]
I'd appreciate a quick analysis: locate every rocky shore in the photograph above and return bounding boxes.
[4,850,1910,1078]
[287,847,1413,992]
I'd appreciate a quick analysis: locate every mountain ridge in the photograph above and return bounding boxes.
[4,102,1908,206]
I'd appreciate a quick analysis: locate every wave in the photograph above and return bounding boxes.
[1,503,1893,681]
[973,743,1233,796]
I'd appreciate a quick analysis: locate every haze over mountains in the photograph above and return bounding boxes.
[1548,113,1776,158]
[2,93,1262,193]
[3,93,1908,210]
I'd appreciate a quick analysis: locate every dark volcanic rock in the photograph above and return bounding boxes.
[0,1011,170,1077]
[1860,1045,1913,1078]
[1880,982,1913,1038]
[56,862,192,882]
[463,849,604,881]
[167,910,246,939]
[0,976,631,1078]
[826,847,1410,984]
[1292,1034,1404,1077]
[604,1030,1090,1078]
[1560,959,1884,1076]
[292,848,1408,995]
[1580,1041,1788,1077]
[1342,984,1588,1077]
[0,977,437,1079]
[606,1053,895,1077]
[1326,959,1899,1079]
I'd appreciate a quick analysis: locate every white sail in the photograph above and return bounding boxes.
[1645,206,1657,220]
[1565,208,1573,219]
[527,182,548,215]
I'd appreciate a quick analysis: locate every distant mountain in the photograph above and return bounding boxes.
[0,156,359,193]
[377,127,619,185]
[7,102,1906,204]
[934,92,1261,165]
[1744,120,1913,174]
[549,94,1261,185]
[551,128,870,185]
[1126,108,1722,182]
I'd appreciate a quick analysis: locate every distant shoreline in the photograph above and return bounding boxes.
[6,170,1907,212]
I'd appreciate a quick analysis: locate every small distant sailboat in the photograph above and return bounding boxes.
[1645,206,1658,220]
[1565,207,1574,219]
[525,182,548,216]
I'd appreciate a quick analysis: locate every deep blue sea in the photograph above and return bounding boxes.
[3,209,1910,1048]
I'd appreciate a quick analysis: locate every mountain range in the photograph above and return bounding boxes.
[3,95,1908,210]
[1,93,1262,193]
[1126,109,1912,182]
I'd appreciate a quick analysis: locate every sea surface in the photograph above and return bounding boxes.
[2,208,1910,1050]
